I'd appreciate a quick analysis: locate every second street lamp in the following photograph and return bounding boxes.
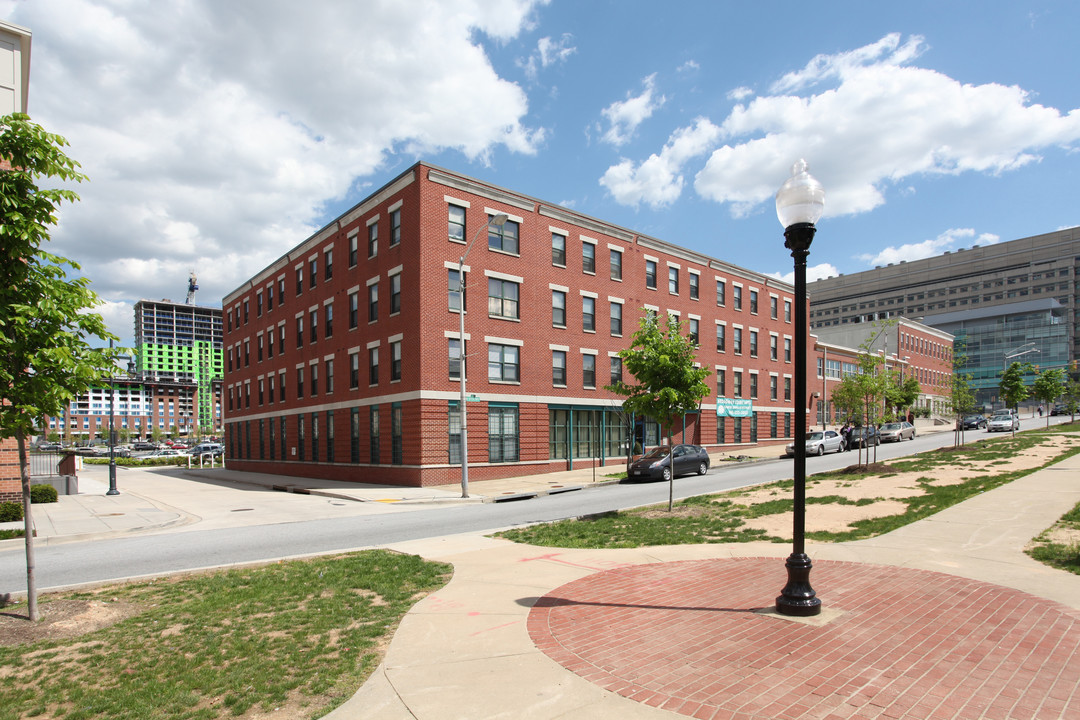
[775,159,825,617]
[457,213,509,498]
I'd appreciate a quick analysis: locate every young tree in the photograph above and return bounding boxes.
[1031,368,1066,428]
[886,374,920,421]
[0,113,118,620]
[608,312,711,510]
[999,362,1033,436]
[947,344,978,446]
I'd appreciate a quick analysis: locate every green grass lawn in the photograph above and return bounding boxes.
[0,550,451,720]
[497,425,1080,550]
[1027,499,1080,575]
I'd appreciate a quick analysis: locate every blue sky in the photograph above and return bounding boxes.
[5,0,1079,347]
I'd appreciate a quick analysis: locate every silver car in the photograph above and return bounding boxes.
[785,430,845,457]
[879,422,916,442]
[987,412,1019,432]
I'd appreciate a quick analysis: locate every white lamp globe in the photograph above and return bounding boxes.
[775,159,825,229]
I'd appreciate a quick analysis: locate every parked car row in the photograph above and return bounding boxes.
[627,444,710,481]
[987,411,1020,432]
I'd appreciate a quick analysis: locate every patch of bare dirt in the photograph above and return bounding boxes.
[0,597,141,647]
[640,505,710,520]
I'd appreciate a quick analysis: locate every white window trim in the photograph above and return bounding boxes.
[549,344,570,351]
[484,207,524,224]
[485,336,523,347]
[388,199,403,213]
[445,195,470,207]
[388,264,403,277]
[366,339,381,349]
[550,283,569,292]
[366,214,380,227]
[485,269,524,283]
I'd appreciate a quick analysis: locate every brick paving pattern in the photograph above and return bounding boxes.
[528,558,1080,719]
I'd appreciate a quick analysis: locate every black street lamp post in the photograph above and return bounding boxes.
[775,159,825,617]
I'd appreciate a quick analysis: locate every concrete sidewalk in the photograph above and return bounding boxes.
[326,451,1080,720]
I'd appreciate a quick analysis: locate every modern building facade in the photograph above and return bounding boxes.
[812,318,955,426]
[808,227,1078,408]
[134,298,224,431]
[223,162,814,487]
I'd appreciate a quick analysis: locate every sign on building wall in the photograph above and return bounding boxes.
[716,398,753,417]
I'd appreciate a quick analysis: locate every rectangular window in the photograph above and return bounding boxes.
[750,289,758,314]
[368,221,378,257]
[717,279,726,306]
[784,377,791,401]
[552,233,566,266]
[298,415,305,461]
[369,406,380,464]
[279,278,286,305]
[770,296,778,319]
[449,204,466,241]
[368,283,378,322]
[610,302,622,336]
[582,296,595,332]
[369,347,379,385]
[733,286,742,311]
[256,292,263,317]
[279,371,286,401]
[488,278,519,319]
[311,412,319,462]
[448,402,461,465]
[785,337,791,363]
[717,368,726,396]
[349,291,358,329]
[325,358,334,394]
[266,332,273,358]
[296,317,303,348]
[391,404,403,464]
[582,242,595,274]
[717,416,726,444]
[488,344,519,382]
[259,419,265,459]
[645,260,657,289]
[668,267,679,294]
[733,327,742,354]
[351,407,360,463]
[391,341,402,381]
[785,299,791,322]
[489,218,519,254]
[552,350,566,385]
[552,290,566,327]
[295,266,303,296]
[244,300,249,324]
[689,318,699,345]
[390,208,401,246]
[449,338,462,380]
[350,352,360,388]
[297,367,305,399]
[310,309,318,343]
[244,340,250,366]
[610,248,622,280]
[689,273,699,300]
[324,248,333,280]
[349,233,358,266]
[278,325,285,355]
[258,379,264,405]
[327,410,335,463]
[269,416,276,459]
[750,330,758,358]
[733,371,742,398]
[770,335,778,361]
[390,274,401,314]
[325,303,333,337]
[268,375,274,404]
[280,416,287,459]
[610,356,622,386]
[488,405,519,462]
[770,375,778,400]
[716,324,726,352]
[582,354,596,388]
[309,258,317,289]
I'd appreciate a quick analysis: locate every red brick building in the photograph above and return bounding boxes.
[223,163,814,487]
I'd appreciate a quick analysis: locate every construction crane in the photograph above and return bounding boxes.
[186,271,198,304]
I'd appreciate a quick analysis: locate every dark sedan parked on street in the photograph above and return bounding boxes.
[847,426,880,448]
[627,444,711,481]
[961,414,987,430]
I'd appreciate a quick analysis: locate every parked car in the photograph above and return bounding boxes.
[146,449,184,458]
[627,444,710,481]
[879,421,916,443]
[36,443,64,452]
[75,446,108,457]
[190,442,224,457]
[1050,404,1068,416]
[961,414,987,430]
[847,426,880,448]
[132,441,158,452]
[785,430,845,457]
[987,412,1020,432]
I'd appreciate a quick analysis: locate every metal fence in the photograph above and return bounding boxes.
[28,452,63,477]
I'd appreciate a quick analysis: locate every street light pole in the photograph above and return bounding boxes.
[775,159,825,617]
[107,339,119,496]
[458,213,509,498]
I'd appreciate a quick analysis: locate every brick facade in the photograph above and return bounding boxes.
[223,162,812,486]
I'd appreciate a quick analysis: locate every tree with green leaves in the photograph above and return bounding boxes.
[1032,368,1066,428]
[608,312,711,510]
[999,361,1033,437]
[885,373,920,421]
[947,343,978,446]
[0,113,119,620]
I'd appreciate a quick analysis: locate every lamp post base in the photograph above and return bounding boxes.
[776,552,821,616]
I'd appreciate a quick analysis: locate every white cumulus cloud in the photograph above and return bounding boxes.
[600,73,666,147]
[858,228,1001,266]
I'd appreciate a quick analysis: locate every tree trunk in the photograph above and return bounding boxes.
[667,427,675,512]
[17,431,38,621]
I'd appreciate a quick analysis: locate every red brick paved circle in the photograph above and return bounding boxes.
[527,558,1080,719]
